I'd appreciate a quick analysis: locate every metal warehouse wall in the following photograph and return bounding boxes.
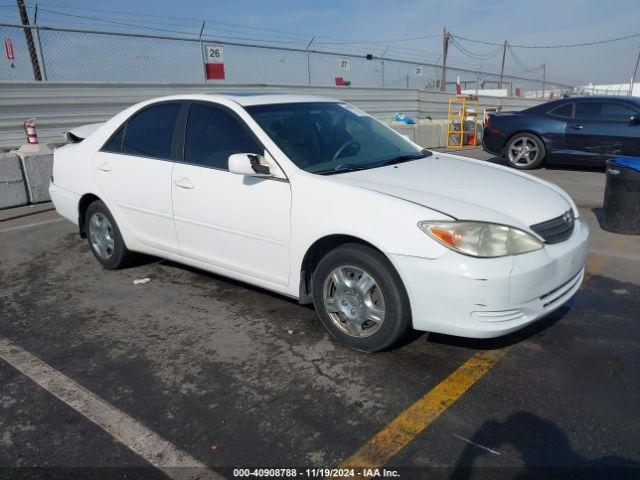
[0,82,543,148]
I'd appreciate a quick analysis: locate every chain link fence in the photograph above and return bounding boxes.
[1,23,573,96]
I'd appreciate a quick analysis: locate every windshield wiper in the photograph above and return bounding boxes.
[379,153,428,166]
[316,150,432,175]
[317,163,370,175]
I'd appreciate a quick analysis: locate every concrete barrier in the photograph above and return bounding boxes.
[20,153,53,204]
[392,119,486,150]
[390,122,417,142]
[437,120,449,147]
[0,152,28,209]
[415,120,441,148]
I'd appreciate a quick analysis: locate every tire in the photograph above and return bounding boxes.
[311,243,412,352]
[505,133,546,170]
[85,200,135,269]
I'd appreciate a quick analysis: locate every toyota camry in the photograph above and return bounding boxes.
[49,94,589,352]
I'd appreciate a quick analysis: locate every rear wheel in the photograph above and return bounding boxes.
[506,133,546,169]
[311,243,412,352]
[85,200,135,269]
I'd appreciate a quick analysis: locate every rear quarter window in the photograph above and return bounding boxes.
[548,103,573,118]
[102,125,125,153]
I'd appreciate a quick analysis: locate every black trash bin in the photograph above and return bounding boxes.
[603,157,640,234]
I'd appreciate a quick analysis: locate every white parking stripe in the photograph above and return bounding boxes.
[0,218,65,233]
[0,336,223,480]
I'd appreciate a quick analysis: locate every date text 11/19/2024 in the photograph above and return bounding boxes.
[232,468,401,478]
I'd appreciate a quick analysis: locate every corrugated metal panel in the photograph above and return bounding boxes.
[0,82,543,148]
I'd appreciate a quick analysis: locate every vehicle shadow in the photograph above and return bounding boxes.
[119,255,577,353]
[157,259,306,305]
[592,207,606,229]
[483,154,605,173]
[448,411,639,479]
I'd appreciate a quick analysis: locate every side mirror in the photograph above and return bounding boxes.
[228,153,272,177]
[629,115,640,126]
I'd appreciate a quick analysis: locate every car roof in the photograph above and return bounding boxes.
[561,95,640,104]
[141,93,341,107]
[227,93,339,106]
[524,95,640,114]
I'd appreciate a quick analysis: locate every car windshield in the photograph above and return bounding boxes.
[245,102,430,174]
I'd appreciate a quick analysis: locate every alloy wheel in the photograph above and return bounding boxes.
[508,136,539,167]
[322,265,386,338]
[88,212,115,260]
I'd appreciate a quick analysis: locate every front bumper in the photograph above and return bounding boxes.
[390,217,589,338]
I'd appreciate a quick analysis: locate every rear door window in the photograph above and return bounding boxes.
[121,103,181,159]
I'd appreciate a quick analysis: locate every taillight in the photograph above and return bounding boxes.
[484,116,501,134]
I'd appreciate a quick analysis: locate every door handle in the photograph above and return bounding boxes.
[570,124,584,130]
[97,162,111,172]
[174,178,195,189]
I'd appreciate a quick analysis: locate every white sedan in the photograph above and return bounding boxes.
[50,94,589,352]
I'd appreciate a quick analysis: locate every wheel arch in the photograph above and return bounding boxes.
[298,234,394,305]
[78,193,102,238]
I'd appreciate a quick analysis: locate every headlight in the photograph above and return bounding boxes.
[418,221,543,257]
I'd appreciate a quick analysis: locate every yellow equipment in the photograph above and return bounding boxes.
[446,95,479,149]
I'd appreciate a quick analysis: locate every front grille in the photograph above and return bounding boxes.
[530,210,575,244]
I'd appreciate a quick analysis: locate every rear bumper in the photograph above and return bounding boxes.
[49,182,79,226]
[391,217,589,338]
[482,130,506,157]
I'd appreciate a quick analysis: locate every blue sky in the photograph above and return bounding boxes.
[1,0,639,85]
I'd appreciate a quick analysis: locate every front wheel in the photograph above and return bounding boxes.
[505,133,546,170]
[311,244,412,352]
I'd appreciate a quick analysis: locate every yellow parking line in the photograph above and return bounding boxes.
[339,349,507,470]
[339,232,632,473]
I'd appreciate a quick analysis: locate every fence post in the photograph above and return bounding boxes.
[33,8,48,81]
[305,36,314,85]
[198,21,207,83]
[17,0,42,81]
[380,46,390,88]
[33,26,47,81]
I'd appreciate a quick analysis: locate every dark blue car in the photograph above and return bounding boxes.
[482,96,640,169]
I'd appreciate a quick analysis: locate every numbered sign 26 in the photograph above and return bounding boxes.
[204,44,225,80]
[338,57,350,71]
[206,45,224,63]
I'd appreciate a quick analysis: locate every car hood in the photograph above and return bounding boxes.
[328,153,571,230]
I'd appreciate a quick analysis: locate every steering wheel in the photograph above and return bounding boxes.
[331,140,360,163]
